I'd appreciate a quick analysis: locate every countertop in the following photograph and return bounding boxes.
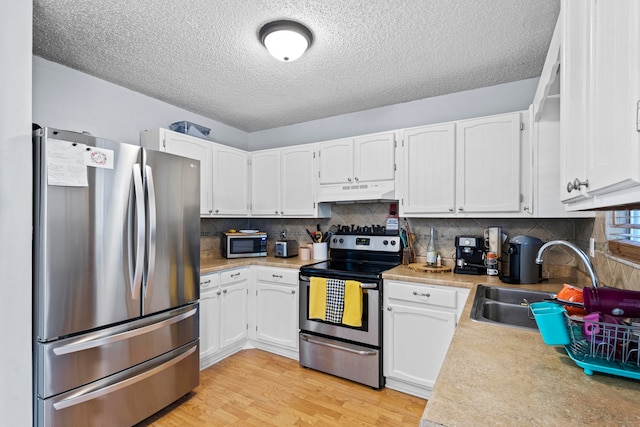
[200,255,640,425]
[381,266,640,427]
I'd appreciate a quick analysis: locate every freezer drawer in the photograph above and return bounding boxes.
[36,340,199,427]
[37,304,198,399]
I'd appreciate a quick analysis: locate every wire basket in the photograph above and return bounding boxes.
[532,302,640,380]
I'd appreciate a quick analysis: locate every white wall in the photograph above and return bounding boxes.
[248,78,539,149]
[33,57,249,149]
[0,2,33,425]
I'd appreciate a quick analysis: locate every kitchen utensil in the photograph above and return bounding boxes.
[306,229,315,242]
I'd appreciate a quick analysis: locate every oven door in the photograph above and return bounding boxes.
[298,274,380,347]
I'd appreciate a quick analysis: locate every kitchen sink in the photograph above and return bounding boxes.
[470,284,556,330]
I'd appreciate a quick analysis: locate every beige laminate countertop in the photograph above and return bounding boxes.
[200,251,314,274]
[381,265,640,427]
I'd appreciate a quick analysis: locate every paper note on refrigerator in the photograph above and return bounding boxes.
[46,139,89,187]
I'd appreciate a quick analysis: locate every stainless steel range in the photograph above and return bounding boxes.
[299,226,401,388]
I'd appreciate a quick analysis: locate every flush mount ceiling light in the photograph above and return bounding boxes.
[259,20,313,62]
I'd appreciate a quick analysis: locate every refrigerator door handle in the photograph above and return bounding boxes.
[131,163,145,299]
[52,344,197,410]
[144,164,157,295]
[53,307,197,356]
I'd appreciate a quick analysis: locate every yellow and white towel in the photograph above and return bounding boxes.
[308,277,363,327]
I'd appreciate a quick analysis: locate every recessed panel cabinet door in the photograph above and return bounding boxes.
[212,145,249,215]
[255,282,298,350]
[219,280,248,350]
[251,150,280,216]
[281,145,315,216]
[354,132,396,183]
[586,0,640,195]
[319,138,354,185]
[456,113,521,213]
[401,124,455,214]
[384,303,456,389]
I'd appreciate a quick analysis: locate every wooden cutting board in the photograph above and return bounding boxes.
[407,263,452,273]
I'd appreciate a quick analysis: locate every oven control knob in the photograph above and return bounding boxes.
[390,240,396,245]
[339,238,344,244]
[383,240,388,245]
[332,237,337,243]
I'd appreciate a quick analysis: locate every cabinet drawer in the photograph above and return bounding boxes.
[256,267,299,285]
[386,282,458,309]
[220,268,248,285]
[200,273,219,290]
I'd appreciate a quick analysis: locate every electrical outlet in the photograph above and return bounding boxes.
[589,237,595,257]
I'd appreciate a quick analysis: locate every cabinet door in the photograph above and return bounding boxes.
[586,0,640,195]
[560,0,592,203]
[199,285,220,359]
[456,113,521,213]
[255,282,298,350]
[158,131,214,216]
[318,138,354,184]
[354,132,396,183]
[219,280,248,349]
[281,145,315,216]
[251,150,280,216]
[212,145,249,215]
[384,303,456,389]
[401,124,455,214]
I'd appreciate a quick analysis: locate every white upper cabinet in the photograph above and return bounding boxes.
[399,112,529,217]
[211,144,249,216]
[400,123,456,214]
[140,128,214,216]
[251,144,328,217]
[456,113,522,213]
[251,149,280,216]
[141,128,249,217]
[561,0,640,209]
[319,132,396,185]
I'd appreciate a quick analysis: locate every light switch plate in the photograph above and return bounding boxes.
[589,237,595,257]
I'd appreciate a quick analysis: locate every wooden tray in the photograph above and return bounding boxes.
[407,263,452,273]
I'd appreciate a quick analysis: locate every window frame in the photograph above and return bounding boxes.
[607,209,640,263]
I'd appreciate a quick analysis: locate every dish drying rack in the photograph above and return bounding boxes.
[532,302,640,380]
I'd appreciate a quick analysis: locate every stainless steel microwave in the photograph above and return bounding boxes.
[221,231,267,258]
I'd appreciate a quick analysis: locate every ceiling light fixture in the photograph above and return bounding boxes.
[259,20,313,62]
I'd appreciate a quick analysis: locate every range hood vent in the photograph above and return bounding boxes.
[317,181,396,203]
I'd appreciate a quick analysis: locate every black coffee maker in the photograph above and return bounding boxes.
[454,236,486,275]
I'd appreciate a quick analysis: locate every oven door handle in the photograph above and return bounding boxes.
[300,334,378,356]
[299,276,377,290]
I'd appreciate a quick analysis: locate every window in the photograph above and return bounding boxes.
[607,209,640,263]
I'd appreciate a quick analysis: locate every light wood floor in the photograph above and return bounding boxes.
[138,349,427,426]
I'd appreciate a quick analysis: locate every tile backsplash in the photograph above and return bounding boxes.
[201,206,640,291]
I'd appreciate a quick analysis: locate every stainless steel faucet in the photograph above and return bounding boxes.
[535,240,598,288]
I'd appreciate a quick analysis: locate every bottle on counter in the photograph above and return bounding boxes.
[426,227,437,266]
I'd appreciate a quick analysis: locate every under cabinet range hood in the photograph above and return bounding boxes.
[317,181,396,203]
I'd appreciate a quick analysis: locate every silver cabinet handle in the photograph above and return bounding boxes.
[291,289,296,294]
[449,207,454,212]
[223,289,227,294]
[230,272,240,278]
[355,177,359,182]
[273,274,283,279]
[360,283,377,289]
[567,178,589,193]
[347,177,352,182]
[458,207,463,211]
[216,290,221,295]
[387,306,392,311]
[201,279,211,285]
[413,291,431,297]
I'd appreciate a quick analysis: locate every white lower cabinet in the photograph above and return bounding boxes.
[200,266,299,370]
[251,267,299,359]
[199,267,249,369]
[384,280,469,399]
[199,272,220,369]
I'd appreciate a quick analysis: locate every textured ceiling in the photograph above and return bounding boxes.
[33,0,559,132]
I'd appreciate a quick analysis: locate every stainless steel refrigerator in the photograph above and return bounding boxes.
[33,127,200,426]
